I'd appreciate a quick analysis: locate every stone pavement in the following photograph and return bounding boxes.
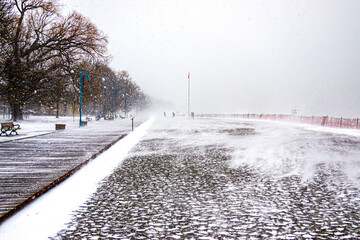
[0,118,142,222]
[52,118,360,240]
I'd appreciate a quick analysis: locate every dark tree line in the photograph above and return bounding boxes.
[0,0,149,120]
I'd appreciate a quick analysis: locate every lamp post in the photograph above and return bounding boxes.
[103,85,107,117]
[112,88,119,118]
[124,94,131,118]
[79,71,91,127]
[187,72,190,117]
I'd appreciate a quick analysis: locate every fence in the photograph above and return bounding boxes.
[195,113,360,130]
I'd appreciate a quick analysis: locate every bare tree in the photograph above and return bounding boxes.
[0,0,108,120]
[96,67,149,117]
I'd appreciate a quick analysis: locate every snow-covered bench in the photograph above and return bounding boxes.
[0,122,21,136]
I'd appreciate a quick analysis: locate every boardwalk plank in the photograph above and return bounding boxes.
[0,119,135,222]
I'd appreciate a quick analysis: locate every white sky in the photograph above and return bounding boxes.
[61,0,360,117]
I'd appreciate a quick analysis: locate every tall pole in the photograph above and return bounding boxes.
[188,72,190,117]
[112,88,115,118]
[79,71,83,127]
[79,71,90,127]
[112,88,118,118]
[125,94,128,118]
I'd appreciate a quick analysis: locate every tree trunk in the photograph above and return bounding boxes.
[56,102,59,118]
[10,102,23,121]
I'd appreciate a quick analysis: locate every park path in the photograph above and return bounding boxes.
[0,118,140,222]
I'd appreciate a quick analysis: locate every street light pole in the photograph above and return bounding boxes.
[112,88,118,118]
[79,71,91,127]
[124,94,127,118]
[188,72,190,117]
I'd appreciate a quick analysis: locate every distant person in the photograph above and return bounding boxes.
[172,112,175,117]
[163,112,166,117]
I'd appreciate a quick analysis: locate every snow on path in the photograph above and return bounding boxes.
[0,117,154,240]
[226,118,360,185]
[51,117,360,239]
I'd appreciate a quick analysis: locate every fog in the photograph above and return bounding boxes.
[61,0,360,117]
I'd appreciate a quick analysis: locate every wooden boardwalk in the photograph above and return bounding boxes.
[0,119,139,222]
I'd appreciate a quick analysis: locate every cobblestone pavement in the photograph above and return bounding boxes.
[52,118,360,239]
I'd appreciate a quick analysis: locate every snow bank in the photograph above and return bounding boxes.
[0,117,154,240]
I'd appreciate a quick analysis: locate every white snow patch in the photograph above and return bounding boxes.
[228,119,360,185]
[305,125,360,137]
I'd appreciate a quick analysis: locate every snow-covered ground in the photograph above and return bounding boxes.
[0,116,87,142]
[226,118,360,186]
[0,116,359,239]
[0,117,154,239]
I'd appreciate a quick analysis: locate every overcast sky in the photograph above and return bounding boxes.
[61,0,360,117]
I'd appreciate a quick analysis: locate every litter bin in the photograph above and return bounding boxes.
[55,124,66,130]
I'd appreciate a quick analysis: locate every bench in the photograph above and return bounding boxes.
[1,122,21,136]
